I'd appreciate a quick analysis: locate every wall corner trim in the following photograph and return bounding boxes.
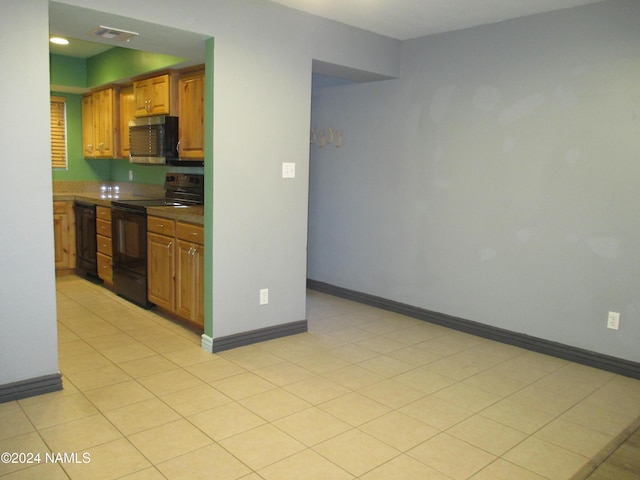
[307,279,640,380]
[211,320,308,353]
[0,373,63,404]
[201,334,214,352]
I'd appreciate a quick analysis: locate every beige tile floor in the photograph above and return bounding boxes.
[1,275,640,479]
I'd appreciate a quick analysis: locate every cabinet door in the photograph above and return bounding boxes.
[134,75,171,117]
[82,94,94,157]
[193,244,204,326]
[149,74,170,115]
[175,239,204,326]
[53,212,65,266]
[147,232,175,311]
[133,79,151,117]
[178,70,204,159]
[53,202,71,269]
[93,88,116,157]
[119,85,135,158]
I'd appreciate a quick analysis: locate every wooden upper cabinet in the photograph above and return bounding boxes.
[178,69,205,160]
[82,87,118,158]
[134,73,174,117]
[81,94,94,157]
[81,67,203,160]
[119,85,135,158]
[93,88,117,157]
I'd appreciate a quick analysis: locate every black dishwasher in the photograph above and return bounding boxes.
[74,201,98,278]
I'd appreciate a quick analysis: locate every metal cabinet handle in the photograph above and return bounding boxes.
[167,241,173,256]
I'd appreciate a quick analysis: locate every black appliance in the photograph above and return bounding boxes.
[128,115,179,165]
[74,201,98,278]
[128,115,203,166]
[111,173,204,308]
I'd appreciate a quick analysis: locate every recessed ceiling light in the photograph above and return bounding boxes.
[50,37,69,45]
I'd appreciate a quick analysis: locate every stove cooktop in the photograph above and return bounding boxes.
[111,173,204,212]
[111,198,192,212]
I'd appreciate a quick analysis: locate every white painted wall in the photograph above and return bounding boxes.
[0,0,59,385]
[308,0,640,362]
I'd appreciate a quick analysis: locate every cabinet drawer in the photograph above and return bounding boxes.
[96,206,112,221]
[97,252,112,283]
[97,234,112,256]
[53,201,68,215]
[148,216,175,236]
[176,222,204,244]
[96,218,112,237]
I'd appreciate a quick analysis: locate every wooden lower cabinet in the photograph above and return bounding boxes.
[147,231,175,311]
[53,201,75,271]
[147,216,204,327]
[96,252,112,284]
[96,206,113,285]
[175,239,204,326]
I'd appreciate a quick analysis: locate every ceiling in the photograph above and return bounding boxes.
[267,0,607,40]
[48,2,208,60]
[49,0,608,60]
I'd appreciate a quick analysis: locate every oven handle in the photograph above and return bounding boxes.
[112,205,145,215]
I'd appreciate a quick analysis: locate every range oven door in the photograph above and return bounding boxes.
[111,205,152,307]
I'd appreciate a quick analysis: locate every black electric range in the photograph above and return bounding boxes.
[111,173,205,211]
[111,173,204,307]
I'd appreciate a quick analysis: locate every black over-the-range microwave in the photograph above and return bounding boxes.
[128,115,203,166]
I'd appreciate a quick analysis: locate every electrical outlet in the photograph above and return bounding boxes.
[607,311,620,330]
[259,288,269,305]
[128,170,133,181]
[282,162,295,178]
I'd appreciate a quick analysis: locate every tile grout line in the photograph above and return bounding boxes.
[9,277,638,480]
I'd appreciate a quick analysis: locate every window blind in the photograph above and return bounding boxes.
[50,96,67,169]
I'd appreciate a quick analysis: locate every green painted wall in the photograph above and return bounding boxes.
[50,54,86,88]
[203,37,214,338]
[111,161,203,185]
[87,47,187,88]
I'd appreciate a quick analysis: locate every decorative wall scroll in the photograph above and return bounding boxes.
[310,128,343,148]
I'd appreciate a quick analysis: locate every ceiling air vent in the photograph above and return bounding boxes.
[90,25,139,42]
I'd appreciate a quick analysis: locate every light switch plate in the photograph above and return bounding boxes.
[282,162,295,178]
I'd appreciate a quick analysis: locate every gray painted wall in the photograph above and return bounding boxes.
[0,0,400,390]
[63,0,400,340]
[308,0,640,362]
[0,0,59,385]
